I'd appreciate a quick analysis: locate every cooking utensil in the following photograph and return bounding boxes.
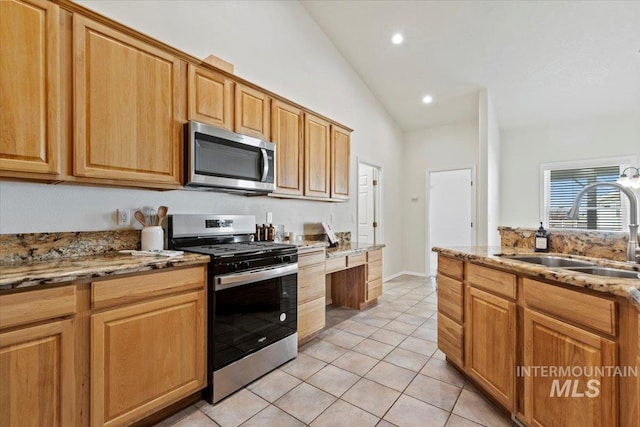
[148,208,157,226]
[134,210,147,227]
[157,205,168,226]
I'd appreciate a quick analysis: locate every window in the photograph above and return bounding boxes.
[541,158,632,231]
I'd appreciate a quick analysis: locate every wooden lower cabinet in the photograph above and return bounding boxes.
[465,286,516,411]
[523,308,617,427]
[0,318,75,427]
[297,248,326,343]
[91,290,205,427]
[365,249,383,302]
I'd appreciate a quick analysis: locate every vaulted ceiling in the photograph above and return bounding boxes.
[301,1,640,131]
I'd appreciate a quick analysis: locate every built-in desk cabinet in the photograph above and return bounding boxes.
[0,0,62,178]
[0,286,77,427]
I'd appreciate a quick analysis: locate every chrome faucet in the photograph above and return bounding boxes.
[567,182,639,263]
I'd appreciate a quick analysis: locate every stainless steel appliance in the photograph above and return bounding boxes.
[184,121,275,194]
[164,214,298,403]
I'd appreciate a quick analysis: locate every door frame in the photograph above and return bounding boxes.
[426,166,477,277]
[357,159,382,245]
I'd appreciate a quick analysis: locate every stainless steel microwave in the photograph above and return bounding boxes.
[184,121,275,194]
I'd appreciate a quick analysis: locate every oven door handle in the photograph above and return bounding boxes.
[260,148,269,182]
[215,263,298,291]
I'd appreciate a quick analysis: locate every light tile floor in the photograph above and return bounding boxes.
[155,275,514,427]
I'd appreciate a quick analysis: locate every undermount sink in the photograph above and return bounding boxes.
[563,266,640,279]
[501,255,639,279]
[501,255,596,268]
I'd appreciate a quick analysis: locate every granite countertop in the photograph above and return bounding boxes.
[432,246,640,310]
[0,252,210,291]
[326,242,386,258]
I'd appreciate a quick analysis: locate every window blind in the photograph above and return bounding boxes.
[546,166,622,231]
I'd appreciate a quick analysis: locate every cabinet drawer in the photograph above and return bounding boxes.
[298,249,326,268]
[367,249,382,263]
[438,256,463,281]
[298,297,325,339]
[438,312,463,367]
[348,253,366,267]
[325,256,346,273]
[367,278,382,301]
[367,260,382,282]
[92,266,206,310]
[523,278,616,336]
[299,263,325,304]
[468,263,516,299]
[0,286,76,330]
[437,275,463,323]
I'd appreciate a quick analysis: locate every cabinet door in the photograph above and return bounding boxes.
[330,125,350,199]
[0,0,60,176]
[188,64,232,130]
[298,297,326,341]
[91,291,205,427]
[304,113,330,198]
[0,319,75,427]
[466,286,516,411]
[523,308,617,427]
[73,15,180,185]
[235,83,270,140]
[271,100,303,195]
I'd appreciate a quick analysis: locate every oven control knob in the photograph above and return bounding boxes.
[275,256,283,264]
[239,261,250,269]
[282,255,291,263]
[230,263,239,272]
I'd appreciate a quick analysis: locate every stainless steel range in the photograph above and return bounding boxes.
[164,214,298,403]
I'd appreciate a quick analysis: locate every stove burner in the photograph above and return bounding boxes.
[182,241,296,257]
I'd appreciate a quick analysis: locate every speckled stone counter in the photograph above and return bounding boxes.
[432,246,640,310]
[326,242,386,258]
[0,252,210,291]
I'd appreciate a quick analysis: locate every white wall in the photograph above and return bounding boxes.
[500,111,640,227]
[402,118,479,275]
[478,89,501,246]
[0,0,404,275]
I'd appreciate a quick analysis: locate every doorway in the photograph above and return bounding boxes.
[358,162,381,244]
[427,168,475,277]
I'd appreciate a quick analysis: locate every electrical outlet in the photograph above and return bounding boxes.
[117,208,130,227]
[266,212,273,223]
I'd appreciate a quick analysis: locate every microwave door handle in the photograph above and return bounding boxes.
[260,148,269,182]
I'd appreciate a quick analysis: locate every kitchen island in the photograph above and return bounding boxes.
[432,246,639,427]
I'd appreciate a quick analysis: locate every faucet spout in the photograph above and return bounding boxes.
[567,182,639,263]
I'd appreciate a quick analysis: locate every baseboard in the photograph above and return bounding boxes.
[384,271,427,281]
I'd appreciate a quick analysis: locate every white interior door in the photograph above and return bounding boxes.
[358,163,375,244]
[428,168,474,277]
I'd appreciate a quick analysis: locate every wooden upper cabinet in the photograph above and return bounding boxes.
[0,0,60,176]
[330,125,350,200]
[73,15,181,185]
[188,64,232,130]
[304,113,331,198]
[235,83,270,140]
[271,100,303,195]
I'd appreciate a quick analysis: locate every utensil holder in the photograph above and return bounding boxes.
[141,226,164,251]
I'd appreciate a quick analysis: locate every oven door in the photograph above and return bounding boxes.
[186,121,275,192]
[212,264,297,371]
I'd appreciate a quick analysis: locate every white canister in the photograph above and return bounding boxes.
[141,226,164,251]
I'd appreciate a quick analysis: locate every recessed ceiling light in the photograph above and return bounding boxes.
[422,95,433,104]
[391,33,403,45]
